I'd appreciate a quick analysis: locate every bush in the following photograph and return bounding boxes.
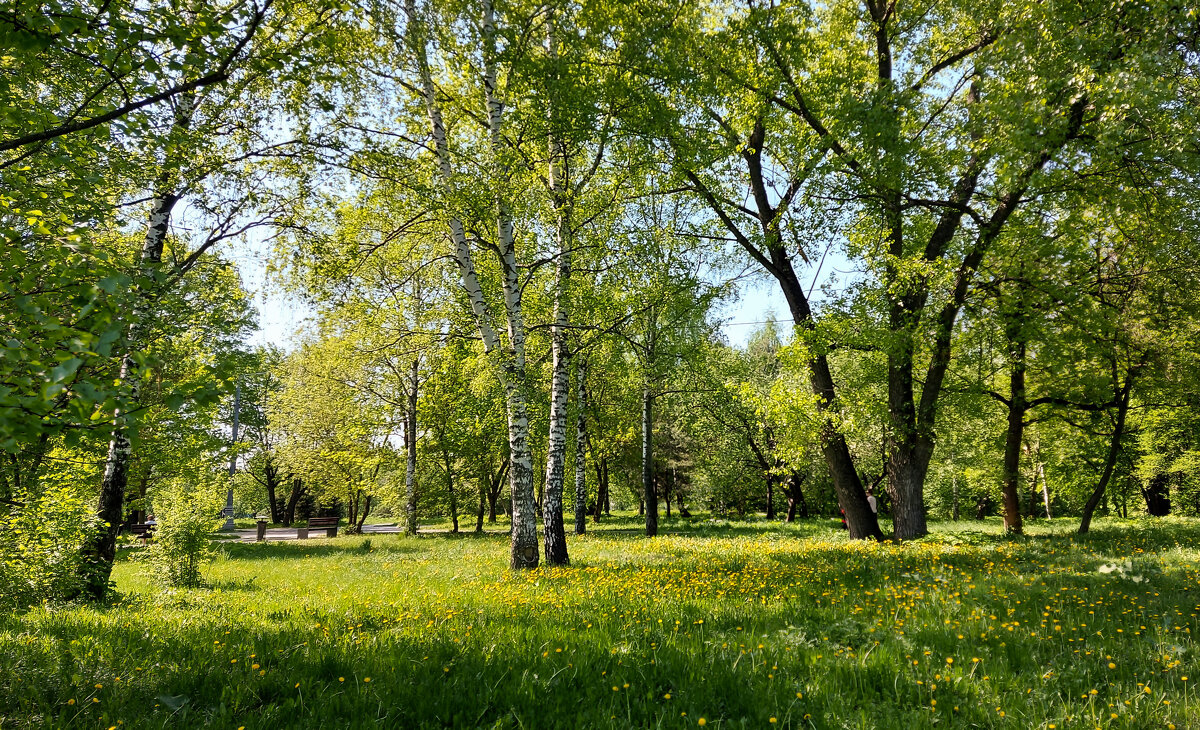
[0,483,99,610]
[138,472,226,589]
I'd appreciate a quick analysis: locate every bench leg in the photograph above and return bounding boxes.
[297,528,309,540]
[326,528,338,538]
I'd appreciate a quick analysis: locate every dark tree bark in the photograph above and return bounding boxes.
[677,490,691,517]
[475,479,486,533]
[663,467,672,519]
[1000,331,1027,534]
[642,382,657,537]
[357,494,372,532]
[1142,474,1171,516]
[486,460,507,523]
[1080,370,1135,534]
[573,360,588,535]
[283,478,305,527]
[591,453,607,523]
[442,447,459,534]
[784,470,809,521]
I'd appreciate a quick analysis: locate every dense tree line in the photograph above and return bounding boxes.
[2,0,1199,603]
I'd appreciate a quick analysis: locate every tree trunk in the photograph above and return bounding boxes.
[1038,460,1052,519]
[406,0,537,568]
[487,463,503,523]
[604,461,610,516]
[1079,371,1135,534]
[357,494,372,532]
[404,358,419,536]
[765,475,775,520]
[265,458,282,524]
[756,183,882,541]
[1142,474,1171,516]
[1000,332,1026,534]
[591,452,606,523]
[283,478,304,527]
[785,470,809,521]
[475,478,486,533]
[443,447,459,534]
[84,96,193,598]
[642,382,657,537]
[664,468,672,519]
[573,360,588,535]
[346,491,360,534]
[539,12,571,566]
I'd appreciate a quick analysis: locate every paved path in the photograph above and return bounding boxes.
[225,523,405,543]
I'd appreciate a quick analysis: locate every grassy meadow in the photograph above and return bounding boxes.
[2,515,1198,729]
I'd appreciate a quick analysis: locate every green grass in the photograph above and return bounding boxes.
[3,515,1198,729]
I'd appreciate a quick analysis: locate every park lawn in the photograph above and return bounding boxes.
[1,516,1198,729]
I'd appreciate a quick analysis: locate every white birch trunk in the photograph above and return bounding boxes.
[87,94,194,598]
[405,0,538,568]
[540,13,571,564]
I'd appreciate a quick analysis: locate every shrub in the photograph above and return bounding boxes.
[0,483,99,610]
[139,472,226,589]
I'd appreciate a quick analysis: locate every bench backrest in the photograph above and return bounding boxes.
[125,523,155,535]
[308,517,339,528]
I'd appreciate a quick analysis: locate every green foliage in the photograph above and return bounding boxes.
[0,484,99,610]
[137,471,227,590]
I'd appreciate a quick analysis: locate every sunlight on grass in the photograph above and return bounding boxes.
[3,516,1197,728]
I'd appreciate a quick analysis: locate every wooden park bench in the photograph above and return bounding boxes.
[123,523,156,545]
[297,516,339,539]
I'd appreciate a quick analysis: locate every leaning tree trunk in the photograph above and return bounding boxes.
[357,494,372,532]
[85,99,193,599]
[1079,371,1135,534]
[573,359,588,535]
[404,358,419,536]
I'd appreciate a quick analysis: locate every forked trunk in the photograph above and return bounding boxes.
[283,478,304,527]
